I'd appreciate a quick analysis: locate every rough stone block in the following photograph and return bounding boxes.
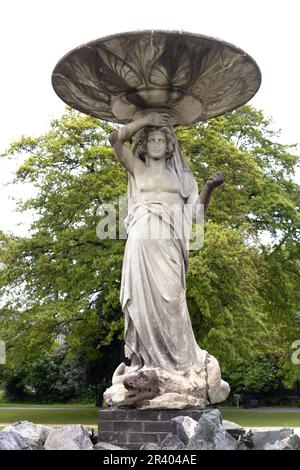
[160,432,186,450]
[186,409,238,450]
[264,434,300,450]
[2,421,52,449]
[0,430,32,450]
[171,416,198,444]
[250,428,294,450]
[94,441,125,450]
[222,420,246,439]
[44,424,93,450]
[140,442,161,450]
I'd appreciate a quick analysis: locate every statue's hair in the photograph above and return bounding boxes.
[133,127,175,162]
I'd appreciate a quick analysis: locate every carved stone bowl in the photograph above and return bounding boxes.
[52,30,261,125]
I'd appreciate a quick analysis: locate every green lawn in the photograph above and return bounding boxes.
[222,411,300,428]
[0,403,95,407]
[0,408,98,425]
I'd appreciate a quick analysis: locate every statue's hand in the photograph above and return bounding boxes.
[143,111,170,127]
[206,172,225,189]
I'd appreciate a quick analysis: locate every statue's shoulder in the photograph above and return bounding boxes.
[183,170,198,195]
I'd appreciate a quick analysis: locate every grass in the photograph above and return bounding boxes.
[0,402,95,407]
[222,411,300,428]
[0,408,98,426]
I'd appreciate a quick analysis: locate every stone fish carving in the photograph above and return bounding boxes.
[123,370,159,405]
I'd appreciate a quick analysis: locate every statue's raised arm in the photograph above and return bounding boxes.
[109,112,170,175]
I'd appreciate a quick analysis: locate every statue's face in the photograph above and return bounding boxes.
[147,130,167,160]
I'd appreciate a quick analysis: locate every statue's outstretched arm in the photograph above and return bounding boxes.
[199,172,225,216]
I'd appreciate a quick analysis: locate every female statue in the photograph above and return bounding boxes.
[104,112,230,409]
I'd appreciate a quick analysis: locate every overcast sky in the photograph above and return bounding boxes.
[1,0,299,235]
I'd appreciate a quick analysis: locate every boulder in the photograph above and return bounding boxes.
[3,421,52,449]
[94,441,125,450]
[44,424,94,450]
[0,430,32,450]
[222,420,246,439]
[249,428,294,450]
[171,416,198,445]
[160,433,186,450]
[264,434,300,451]
[186,409,238,450]
[140,443,161,450]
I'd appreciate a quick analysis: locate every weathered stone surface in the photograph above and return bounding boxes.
[52,31,261,125]
[105,350,230,409]
[44,424,93,450]
[222,419,246,439]
[171,416,198,445]
[105,365,210,409]
[94,441,125,450]
[124,370,159,406]
[223,419,245,432]
[137,392,206,410]
[3,421,52,449]
[186,409,238,450]
[264,434,300,450]
[250,428,294,450]
[160,433,186,450]
[140,443,161,450]
[0,430,32,450]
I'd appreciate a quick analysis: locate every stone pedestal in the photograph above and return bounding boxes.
[98,407,207,450]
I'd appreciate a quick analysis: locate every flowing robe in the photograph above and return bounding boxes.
[120,199,207,376]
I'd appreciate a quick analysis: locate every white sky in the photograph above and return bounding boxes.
[1,0,299,235]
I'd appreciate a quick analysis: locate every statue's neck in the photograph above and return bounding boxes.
[148,158,167,172]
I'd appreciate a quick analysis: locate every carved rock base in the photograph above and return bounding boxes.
[103,356,230,409]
